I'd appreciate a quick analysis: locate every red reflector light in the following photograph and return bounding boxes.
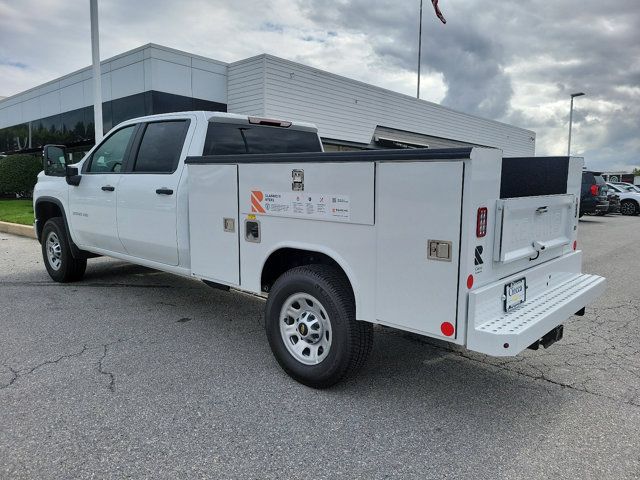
[573,240,577,250]
[441,322,455,337]
[466,274,474,289]
[476,207,488,237]
[590,184,598,196]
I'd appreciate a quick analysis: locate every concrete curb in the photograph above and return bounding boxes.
[0,220,36,239]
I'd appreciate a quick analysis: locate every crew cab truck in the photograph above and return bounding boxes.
[35,111,605,388]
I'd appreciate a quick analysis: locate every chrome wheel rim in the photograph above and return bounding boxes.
[279,293,332,365]
[46,231,62,271]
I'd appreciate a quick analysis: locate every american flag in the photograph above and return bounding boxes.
[431,0,447,24]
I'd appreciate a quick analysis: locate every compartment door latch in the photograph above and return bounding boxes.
[428,240,452,262]
[292,169,304,191]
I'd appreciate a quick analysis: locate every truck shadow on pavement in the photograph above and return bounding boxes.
[67,260,620,412]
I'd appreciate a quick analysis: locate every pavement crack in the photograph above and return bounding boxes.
[26,345,89,375]
[1,345,88,390]
[380,328,640,408]
[0,365,19,389]
[98,344,116,393]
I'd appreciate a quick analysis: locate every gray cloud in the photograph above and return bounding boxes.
[298,0,514,118]
[297,0,640,169]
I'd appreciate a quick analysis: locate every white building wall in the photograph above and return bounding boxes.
[231,54,535,156]
[0,44,228,129]
[227,56,266,117]
[2,45,535,157]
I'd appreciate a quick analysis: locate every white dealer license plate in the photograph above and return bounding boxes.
[504,278,526,312]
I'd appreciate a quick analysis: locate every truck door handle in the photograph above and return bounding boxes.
[101,185,115,191]
[156,188,174,195]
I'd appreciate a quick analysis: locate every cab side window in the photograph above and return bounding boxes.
[132,121,188,173]
[87,125,136,173]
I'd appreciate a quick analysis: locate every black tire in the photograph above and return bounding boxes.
[620,200,639,216]
[41,217,87,282]
[265,264,373,388]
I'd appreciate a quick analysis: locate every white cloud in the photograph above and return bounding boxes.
[0,0,638,170]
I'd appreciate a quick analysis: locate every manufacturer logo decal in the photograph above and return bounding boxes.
[474,245,484,266]
[250,190,265,213]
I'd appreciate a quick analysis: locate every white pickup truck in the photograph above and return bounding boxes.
[35,111,605,388]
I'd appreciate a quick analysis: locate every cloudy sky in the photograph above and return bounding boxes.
[1,0,638,170]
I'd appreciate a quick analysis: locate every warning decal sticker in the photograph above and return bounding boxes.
[250,191,266,213]
[250,191,350,221]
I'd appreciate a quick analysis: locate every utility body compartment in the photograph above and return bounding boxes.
[185,147,604,357]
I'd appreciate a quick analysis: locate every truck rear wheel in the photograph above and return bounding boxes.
[41,217,87,283]
[265,264,373,388]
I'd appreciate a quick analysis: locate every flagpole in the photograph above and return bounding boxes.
[417,0,423,99]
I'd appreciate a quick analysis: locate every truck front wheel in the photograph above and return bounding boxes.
[41,217,87,283]
[265,265,373,388]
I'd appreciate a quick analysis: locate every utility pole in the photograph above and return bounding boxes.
[90,0,103,143]
[568,92,585,156]
[417,0,423,99]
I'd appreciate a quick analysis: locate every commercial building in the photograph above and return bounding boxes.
[0,43,535,157]
[600,172,640,185]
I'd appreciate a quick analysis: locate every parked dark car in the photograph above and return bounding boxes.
[598,187,620,215]
[580,171,609,217]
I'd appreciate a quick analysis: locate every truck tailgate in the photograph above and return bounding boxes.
[494,194,576,264]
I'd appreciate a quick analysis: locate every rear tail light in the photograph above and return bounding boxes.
[590,184,599,196]
[476,207,488,237]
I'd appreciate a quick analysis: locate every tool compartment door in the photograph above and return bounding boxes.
[188,164,240,285]
[375,161,464,337]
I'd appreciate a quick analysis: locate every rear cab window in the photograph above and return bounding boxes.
[203,123,322,156]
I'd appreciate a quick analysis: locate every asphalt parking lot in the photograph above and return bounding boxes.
[1,215,639,479]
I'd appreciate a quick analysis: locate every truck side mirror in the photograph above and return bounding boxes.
[65,165,82,186]
[43,144,67,176]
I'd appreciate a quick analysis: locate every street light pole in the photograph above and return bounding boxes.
[90,0,103,143]
[417,0,423,99]
[567,92,585,156]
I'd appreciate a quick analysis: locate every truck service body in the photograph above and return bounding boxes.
[34,111,605,387]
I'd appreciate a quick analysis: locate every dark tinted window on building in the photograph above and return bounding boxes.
[111,93,147,127]
[203,123,322,155]
[133,121,188,173]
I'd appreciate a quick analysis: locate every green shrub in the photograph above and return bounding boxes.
[0,154,43,197]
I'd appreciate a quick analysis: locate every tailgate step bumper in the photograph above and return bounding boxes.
[467,273,605,356]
